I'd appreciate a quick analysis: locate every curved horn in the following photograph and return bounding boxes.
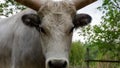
[15,0,41,11]
[73,0,97,10]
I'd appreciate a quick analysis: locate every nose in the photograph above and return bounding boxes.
[48,59,68,68]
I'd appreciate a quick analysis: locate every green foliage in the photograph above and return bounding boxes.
[0,0,26,17]
[81,0,120,59]
[69,41,86,67]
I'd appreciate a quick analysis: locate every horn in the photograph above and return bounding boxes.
[15,0,41,11]
[73,0,97,10]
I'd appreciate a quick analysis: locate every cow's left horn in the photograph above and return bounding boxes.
[73,0,97,10]
[15,0,41,11]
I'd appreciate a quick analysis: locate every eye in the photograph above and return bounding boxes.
[69,27,74,33]
[40,27,46,34]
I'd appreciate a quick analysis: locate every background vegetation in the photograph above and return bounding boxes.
[0,0,25,17]
[81,0,120,59]
[0,0,120,68]
[70,42,86,68]
[80,0,120,68]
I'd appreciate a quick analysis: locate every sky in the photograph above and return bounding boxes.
[72,0,103,42]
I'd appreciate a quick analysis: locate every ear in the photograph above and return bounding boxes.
[73,14,92,28]
[22,14,41,27]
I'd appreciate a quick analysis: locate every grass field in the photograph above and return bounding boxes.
[69,41,120,68]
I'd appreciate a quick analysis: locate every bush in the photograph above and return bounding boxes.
[69,41,86,67]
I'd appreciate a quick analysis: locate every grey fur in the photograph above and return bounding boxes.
[0,9,45,68]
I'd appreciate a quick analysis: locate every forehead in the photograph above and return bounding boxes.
[38,1,76,27]
[38,1,76,16]
[41,13,74,28]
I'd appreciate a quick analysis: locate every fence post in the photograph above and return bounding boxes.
[86,48,89,68]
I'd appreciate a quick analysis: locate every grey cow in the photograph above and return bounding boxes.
[0,0,96,68]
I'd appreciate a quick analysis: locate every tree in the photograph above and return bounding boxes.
[81,0,120,59]
[0,0,25,17]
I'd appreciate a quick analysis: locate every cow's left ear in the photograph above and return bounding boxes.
[73,14,92,28]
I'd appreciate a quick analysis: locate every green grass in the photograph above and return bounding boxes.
[69,41,86,67]
[69,42,120,68]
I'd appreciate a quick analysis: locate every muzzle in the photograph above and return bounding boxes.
[46,58,69,68]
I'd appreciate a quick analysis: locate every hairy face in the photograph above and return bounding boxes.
[38,2,75,68]
[22,1,92,68]
[40,13,74,58]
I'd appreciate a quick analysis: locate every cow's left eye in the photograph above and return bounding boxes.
[69,27,74,33]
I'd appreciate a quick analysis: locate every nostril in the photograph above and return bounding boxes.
[48,61,53,67]
[48,60,67,68]
[63,61,67,68]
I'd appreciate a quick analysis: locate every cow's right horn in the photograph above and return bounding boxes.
[15,0,41,11]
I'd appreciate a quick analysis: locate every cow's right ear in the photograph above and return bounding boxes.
[22,14,41,27]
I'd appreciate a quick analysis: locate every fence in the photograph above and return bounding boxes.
[85,48,120,68]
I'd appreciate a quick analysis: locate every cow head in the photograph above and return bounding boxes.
[15,0,96,68]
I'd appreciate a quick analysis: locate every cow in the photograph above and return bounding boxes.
[0,0,96,68]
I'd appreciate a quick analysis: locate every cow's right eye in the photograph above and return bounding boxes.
[40,27,46,34]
